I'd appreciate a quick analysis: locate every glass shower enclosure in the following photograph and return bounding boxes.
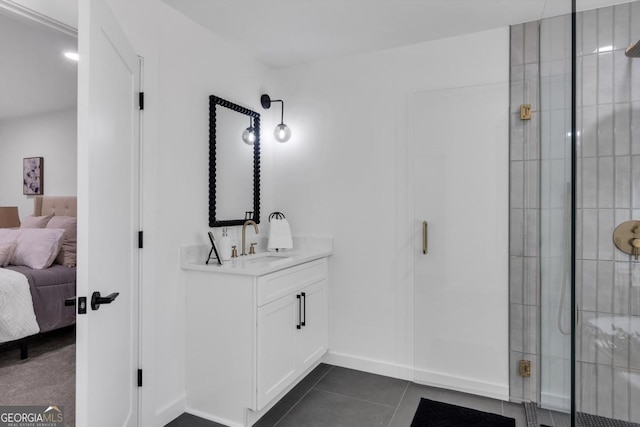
[538,0,640,425]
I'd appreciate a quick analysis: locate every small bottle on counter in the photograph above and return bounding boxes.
[219,227,232,261]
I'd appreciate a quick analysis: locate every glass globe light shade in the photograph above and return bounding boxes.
[274,123,291,143]
[242,127,256,145]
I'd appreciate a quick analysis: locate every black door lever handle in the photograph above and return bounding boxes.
[64,297,76,307]
[91,291,120,310]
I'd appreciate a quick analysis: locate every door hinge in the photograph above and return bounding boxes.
[139,92,144,110]
[519,360,531,377]
[138,231,143,249]
[138,369,143,387]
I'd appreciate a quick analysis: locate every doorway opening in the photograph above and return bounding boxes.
[0,3,78,425]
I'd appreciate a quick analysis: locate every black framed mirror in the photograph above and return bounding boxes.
[209,95,260,227]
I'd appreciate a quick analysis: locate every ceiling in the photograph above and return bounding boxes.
[162,0,630,69]
[0,10,77,121]
[0,0,631,121]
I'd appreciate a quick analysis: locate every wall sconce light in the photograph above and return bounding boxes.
[242,116,256,145]
[261,94,291,143]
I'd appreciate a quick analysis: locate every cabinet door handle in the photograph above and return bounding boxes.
[422,221,428,255]
[296,294,302,329]
[301,292,306,327]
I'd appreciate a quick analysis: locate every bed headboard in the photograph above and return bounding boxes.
[34,196,77,217]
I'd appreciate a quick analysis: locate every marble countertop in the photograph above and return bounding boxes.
[180,236,333,276]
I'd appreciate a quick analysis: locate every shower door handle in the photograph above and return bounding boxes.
[422,221,428,255]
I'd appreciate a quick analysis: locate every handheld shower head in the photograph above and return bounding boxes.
[625,39,640,57]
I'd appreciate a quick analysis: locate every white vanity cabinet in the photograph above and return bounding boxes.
[184,254,329,427]
[256,268,327,409]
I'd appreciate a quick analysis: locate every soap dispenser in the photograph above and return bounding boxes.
[219,228,232,261]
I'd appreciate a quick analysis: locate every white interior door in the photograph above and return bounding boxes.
[76,0,140,425]
[413,83,510,399]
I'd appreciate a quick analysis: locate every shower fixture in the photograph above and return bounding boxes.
[261,94,291,143]
[625,39,640,57]
[613,220,640,259]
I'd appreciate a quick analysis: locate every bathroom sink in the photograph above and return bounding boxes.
[243,253,292,265]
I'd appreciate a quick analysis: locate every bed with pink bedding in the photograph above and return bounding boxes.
[0,197,77,356]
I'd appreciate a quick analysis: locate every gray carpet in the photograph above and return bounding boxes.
[0,327,75,427]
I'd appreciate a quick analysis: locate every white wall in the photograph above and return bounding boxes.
[10,0,511,422]
[85,0,509,420]
[107,9,511,418]
[104,0,274,424]
[269,27,510,393]
[0,108,77,217]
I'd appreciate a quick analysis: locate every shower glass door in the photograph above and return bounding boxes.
[572,1,640,424]
[539,10,574,415]
[540,1,640,424]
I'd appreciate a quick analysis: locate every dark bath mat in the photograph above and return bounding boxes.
[410,398,516,427]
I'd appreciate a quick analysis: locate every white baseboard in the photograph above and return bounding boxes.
[413,368,509,401]
[154,394,186,426]
[322,351,414,381]
[323,350,509,402]
[185,407,244,427]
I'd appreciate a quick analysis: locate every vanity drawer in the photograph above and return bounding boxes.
[257,259,326,306]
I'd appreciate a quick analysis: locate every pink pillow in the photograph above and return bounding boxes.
[20,212,54,228]
[0,242,16,267]
[0,229,17,246]
[47,216,77,267]
[10,228,65,269]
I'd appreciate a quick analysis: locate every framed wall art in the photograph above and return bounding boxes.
[23,157,43,195]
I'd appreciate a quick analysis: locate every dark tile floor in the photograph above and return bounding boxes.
[533,408,640,427]
[166,363,529,427]
[535,407,571,427]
